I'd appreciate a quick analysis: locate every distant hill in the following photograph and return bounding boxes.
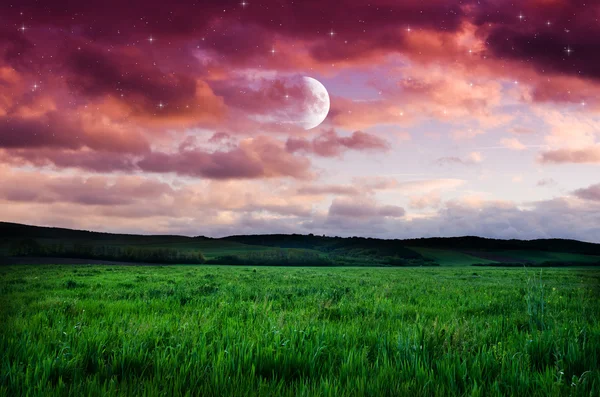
[403,236,600,256]
[1,221,599,266]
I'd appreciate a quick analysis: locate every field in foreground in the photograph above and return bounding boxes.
[1,266,599,396]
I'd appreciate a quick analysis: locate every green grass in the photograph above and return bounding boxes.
[472,250,600,264]
[410,247,600,266]
[409,247,498,266]
[1,265,599,396]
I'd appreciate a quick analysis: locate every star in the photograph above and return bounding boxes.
[148,36,154,43]
[270,47,276,55]
[32,83,39,91]
[546,21,551,27]
[19,24,26,33]
[518,13,525,21]
[406,26,411,33]
[158,102,165,109]
[240,1,248,7]
[329,30,335,38]
[564,46,573,56]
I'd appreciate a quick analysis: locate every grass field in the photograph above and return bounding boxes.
[408,247,499,266]
[1,265,599,396]
[473,250,600,264]
[409,247,600,266]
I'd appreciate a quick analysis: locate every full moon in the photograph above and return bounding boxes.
[299,77,330,130]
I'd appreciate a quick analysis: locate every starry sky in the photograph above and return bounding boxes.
[1,0,600,241]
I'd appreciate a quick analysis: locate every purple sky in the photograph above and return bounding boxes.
[1,0,599,241]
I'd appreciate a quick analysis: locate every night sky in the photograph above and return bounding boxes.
[1,0,599,241]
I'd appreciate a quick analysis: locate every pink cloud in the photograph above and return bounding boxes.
[538,146,600,164]
[286,129,390,157]
[329,197,405,219]
[573,183,600,202]
[435,152,483,166]
[501,138,527,151]
[139,136,314,179]
[1,136,316,180]
[409,193,442,210]
[296,185,360,196]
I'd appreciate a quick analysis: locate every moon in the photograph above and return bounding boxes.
[299,77,330,130]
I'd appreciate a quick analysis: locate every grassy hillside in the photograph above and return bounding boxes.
[465,250,600,264]
[2,222,600,266]
[404,236,600,256]
[410,247,600,267]
[409,247,499,266]
[0,222,272,260]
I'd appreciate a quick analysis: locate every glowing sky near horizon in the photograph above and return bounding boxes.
[1,0,599,241]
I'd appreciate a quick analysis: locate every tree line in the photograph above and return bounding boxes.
[9,239,205,264]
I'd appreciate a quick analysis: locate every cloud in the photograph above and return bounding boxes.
[286,129,390,157]
[0,172,172,206]
[535,108,600,150]
[478,1,600,81]
[538,146,600,164]
[330,63,511,131]
[509,126,536,135]
[296,177,464,198]
[329,197,405,219]
[435,152,483,166]
[396,178,466,192]
[0,166,318,227]
[66,46,226,127]
[536,178,557,187]
[0,110,150,154]
[500,138,527,151]
[573,183,600,202]
[138,136,314,179]
[296,185,360,196]
[2,162,600,243]
[1,136,315,180]
[409,192,442,210]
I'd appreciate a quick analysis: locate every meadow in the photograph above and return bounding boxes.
[1,265,599,396]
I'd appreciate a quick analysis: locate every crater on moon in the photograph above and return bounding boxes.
[252,75,330,130]
[297,76,330,130]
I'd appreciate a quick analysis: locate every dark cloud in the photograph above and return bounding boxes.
[475,0,600,80]
[0,27,35,66]
[66,46,225,123]
[0,113,150,153]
